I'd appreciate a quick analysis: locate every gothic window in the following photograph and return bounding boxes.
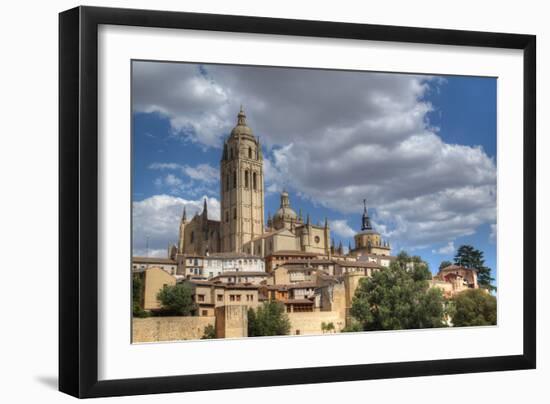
[233,170,237,188]
[248,147,252,159]
[253,172,257,190]
[244,170,249,188]
[190,231,194,243]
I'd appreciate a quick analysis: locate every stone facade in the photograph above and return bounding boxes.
[243,192,331,257]
[220,107,265,253]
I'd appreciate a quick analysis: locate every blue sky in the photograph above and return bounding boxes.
[132,61,496,281]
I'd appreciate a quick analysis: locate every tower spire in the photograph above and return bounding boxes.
[362,198,372,231]
[182,206,187,221]
[203,198,208,218]
[237,105,246,126]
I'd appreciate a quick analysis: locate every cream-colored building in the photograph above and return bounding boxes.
[134,266,177,311]
[210,271,271,285]
[189,280,261,317]
[132,257,178,276]
[243,191,331,257]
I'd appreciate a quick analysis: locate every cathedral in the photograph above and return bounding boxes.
[173,107,388,259]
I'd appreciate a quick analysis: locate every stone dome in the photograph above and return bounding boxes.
[230,106,255,139]
[274,206,298,222]
[272,191,298,225]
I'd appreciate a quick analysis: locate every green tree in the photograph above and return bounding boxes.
[350,255,447,331]
[201,324,216,339]
[454,245,495,291]
[439,260,453,270]
[248,301,291,337]
[156,283,196,316]
[452,289,497,326]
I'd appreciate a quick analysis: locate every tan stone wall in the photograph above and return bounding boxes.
[287,311,345,336]
[132,316,215,343]
[215,305,248,338]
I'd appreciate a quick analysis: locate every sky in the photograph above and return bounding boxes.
[131,60,497,279]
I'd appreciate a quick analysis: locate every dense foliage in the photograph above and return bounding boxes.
[156,283,196,316]
[201,324,217,339]
[132,275,150,317]
[454,245,496,291]
[451,289,497,326]
[350,252,447,331]
[248,301,291,337]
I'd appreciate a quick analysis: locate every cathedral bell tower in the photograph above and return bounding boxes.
[220,107,265,252]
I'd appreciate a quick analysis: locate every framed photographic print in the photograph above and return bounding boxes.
[59,6,536,398]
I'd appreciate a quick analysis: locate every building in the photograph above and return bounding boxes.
[133,266,177,311]
[210,271,271,285]
[430,264,479,298]
[188,280,261,316]
[176,201,221,256]
[349,199,392,257]
[175,254,204,278]
[243,191,331,257]
[132,256,178,276]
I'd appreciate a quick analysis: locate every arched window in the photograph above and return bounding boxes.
[248,147,252,159]
[233,170,237,188]
[244,170,249,188]
[230,148,233,159]
[253,172,257,190]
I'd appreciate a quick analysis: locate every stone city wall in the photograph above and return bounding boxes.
[132,316,215,343]
[287,311,345,336]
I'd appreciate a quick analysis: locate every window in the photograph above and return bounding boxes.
[253,172,257,190]
[230,148,233,159]
[233,208,237,219]
[244,170,249,188]
[314,236,320,244]
[226,175,229,190]
[190,231,194,243]
[230,295,236,302]
[217,294,223,302]
[236,295,241,302]
[233,170,237,188]
[248,147,252,158]
[225,210,229,223]
[202,310,208,316]
[197,294,205,302]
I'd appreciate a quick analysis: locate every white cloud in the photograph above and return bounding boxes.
[490,223,497,243]
[133,62,496,250]
[132,194,220,255]
[432,241,456,255]
[330,220,356,238]
[133,248,168,258]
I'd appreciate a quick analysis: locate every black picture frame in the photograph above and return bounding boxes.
[59,5,536,398]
